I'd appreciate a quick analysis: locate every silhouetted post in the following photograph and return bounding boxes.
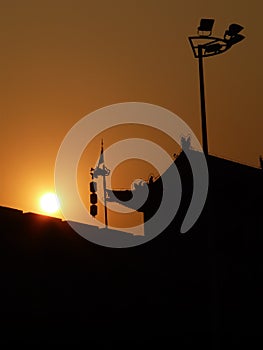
[189,19,245,157]
[198,45,208,156]
[99,139,109,229]
[102,163,108,228]
[188,18,246,344]
[92,139,109,228]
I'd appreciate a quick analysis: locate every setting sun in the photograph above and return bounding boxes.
[40,193,60,214]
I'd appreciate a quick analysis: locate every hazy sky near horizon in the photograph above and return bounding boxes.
[1,0,262,227]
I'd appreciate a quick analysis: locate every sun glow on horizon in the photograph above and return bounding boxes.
[40,192,60,214]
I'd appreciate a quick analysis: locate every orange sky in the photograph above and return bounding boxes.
[1,1,262,229]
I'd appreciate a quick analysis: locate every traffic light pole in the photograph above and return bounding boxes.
[102,163,108,228]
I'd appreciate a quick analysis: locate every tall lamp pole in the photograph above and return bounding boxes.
[198,44,208,155]
[188,19,245,156]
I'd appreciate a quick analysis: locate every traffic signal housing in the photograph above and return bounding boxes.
[90,181,98,217]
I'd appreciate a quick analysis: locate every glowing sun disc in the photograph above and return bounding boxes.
[40,193,60,214]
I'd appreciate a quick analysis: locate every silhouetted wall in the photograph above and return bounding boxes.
[1,153,263,345]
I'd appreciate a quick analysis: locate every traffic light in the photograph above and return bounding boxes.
[90,204,98,217]
[90,181,98,217]
[90,192,97,204]
[90,181,97,193]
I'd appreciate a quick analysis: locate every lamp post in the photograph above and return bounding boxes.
[188,19,245,156]
[189,20,245,340]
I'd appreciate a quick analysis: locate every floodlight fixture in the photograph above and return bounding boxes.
[224,24,245,46]
[198,18,215,36]
[204,43,223,54]
[226,23,244,36]
[225,34,245,46]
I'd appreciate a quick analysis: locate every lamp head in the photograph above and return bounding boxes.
[226,23,244,36]
[204,43,223,54]
[198,18,215,36]
[227,34,245,46]
[224,23,245,46]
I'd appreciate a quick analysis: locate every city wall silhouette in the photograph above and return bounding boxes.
[1,151,263,345]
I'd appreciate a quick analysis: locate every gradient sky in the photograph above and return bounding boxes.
[1,1,262,228]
